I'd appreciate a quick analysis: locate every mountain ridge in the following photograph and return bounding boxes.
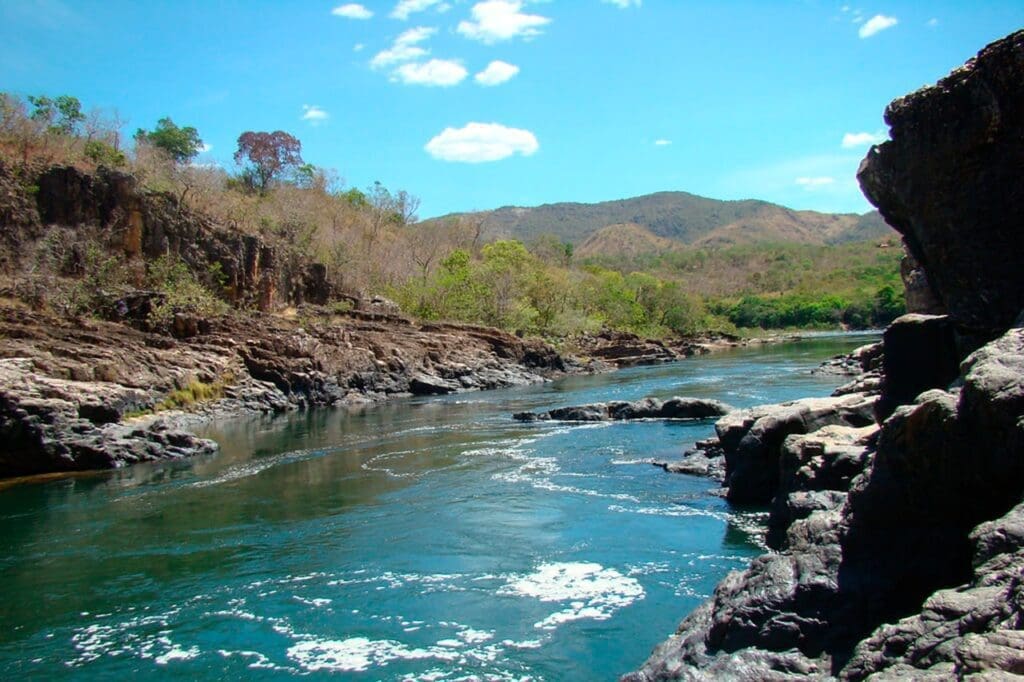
[422,190,892,254]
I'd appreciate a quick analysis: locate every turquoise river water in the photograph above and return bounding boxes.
[0,334,876,680]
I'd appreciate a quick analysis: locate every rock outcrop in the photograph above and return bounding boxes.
[0,358,218,476]
[513,396,732,422]
[857,30,1024,348]
[629,30,1024,681]
[0,304,573,478]
[714,393,876,505]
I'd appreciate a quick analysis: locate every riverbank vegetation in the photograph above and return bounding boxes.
[0,91,904,342]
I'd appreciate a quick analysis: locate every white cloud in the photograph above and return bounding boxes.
[302,105,329,124]
[391,0,444,20]
[393,59,468,86]
[425,122,539,162]
[654,139,672,146]
[371,26,436,68]
[199,143,213,153]
[457,1,551,44]
[927,17,939,27]
[474,60,520,86]
[332,3,373,19]
[602,0,641,7]
[859,14,897,38]
[795,176,836,188]
[354,42,365,51]
[841,131,886,148]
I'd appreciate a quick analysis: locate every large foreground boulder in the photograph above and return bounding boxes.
[626,325,1024,681]
[857,30,1024,347]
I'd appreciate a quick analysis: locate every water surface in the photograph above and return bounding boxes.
[0,334,875,680]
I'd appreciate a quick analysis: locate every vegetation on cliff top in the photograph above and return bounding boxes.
[0,91,904,342]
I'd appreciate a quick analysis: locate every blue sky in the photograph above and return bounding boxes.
[2,1,1021,219]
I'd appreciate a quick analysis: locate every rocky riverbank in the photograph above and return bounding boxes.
[0,301,579,478]
[627,29,1024,680]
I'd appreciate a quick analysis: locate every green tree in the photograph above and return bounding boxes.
[27,94,84,135]
[135,117,203,163]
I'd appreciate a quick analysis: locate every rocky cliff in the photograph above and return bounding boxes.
[628,29,1024,680]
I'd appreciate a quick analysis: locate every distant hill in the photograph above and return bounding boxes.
[422,191,893,255]
[576,223,682,259]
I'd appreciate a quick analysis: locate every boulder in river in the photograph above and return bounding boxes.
[513,396,733,423]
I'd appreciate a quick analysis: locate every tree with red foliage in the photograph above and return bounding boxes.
[233,130,303,193]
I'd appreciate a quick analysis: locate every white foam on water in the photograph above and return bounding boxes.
[501,638,544,649]
[187,448,316,489]
[293,596,332,607]
[607,504,727,520]
[154,645,199,665]
[361,450,421,478]
[457,628,494,645]
[498,561,644,630]
[611,457,656,465]
[287,636,461,672]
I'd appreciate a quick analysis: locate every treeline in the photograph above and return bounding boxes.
[0,91,904,340]
[389,237,905,337]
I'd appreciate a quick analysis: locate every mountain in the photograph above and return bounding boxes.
[422,191,893,255]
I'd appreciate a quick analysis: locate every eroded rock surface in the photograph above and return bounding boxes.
[0,305,573,477]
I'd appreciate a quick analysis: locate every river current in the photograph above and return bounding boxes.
[0,334,876,680]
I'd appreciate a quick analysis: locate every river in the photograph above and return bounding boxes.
[0,333,876,680]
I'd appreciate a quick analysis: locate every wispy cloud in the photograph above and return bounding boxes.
[199,143,213,153]
[332,3,373,19]
[859,14,897,38]
[457,1,551,44]
[391,0,444,20]
[926,17,939,28]
[475,60,520,86]
[654,139,672,146]
[796,176,836,189]
[393,59,468,86]
[371,26,436,69]
[302,105,329,125]
[353,43,365,52]
[425,122,539,162]
[841,131,886,148]
[602,0,641,8]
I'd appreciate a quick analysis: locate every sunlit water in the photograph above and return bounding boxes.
[0,334,876,680]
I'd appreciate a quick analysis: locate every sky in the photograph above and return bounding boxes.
[1,1,1021,219]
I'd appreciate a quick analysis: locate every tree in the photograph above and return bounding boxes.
[233,130,303,193]
[135,117,203,163]
[27,94,84,135]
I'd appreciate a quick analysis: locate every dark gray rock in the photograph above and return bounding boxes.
[858,30,1024,344]
[767,425,875,549]
[716,394,876,505]
[875,314,960,421]
[654,452,726,481]
[514,396,733,423]
[0,358,218,476]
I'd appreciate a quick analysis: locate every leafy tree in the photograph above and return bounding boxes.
[135,117,203,163]
[83,140,126,166]
[27,94,84,135]
[233,130,303,193]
